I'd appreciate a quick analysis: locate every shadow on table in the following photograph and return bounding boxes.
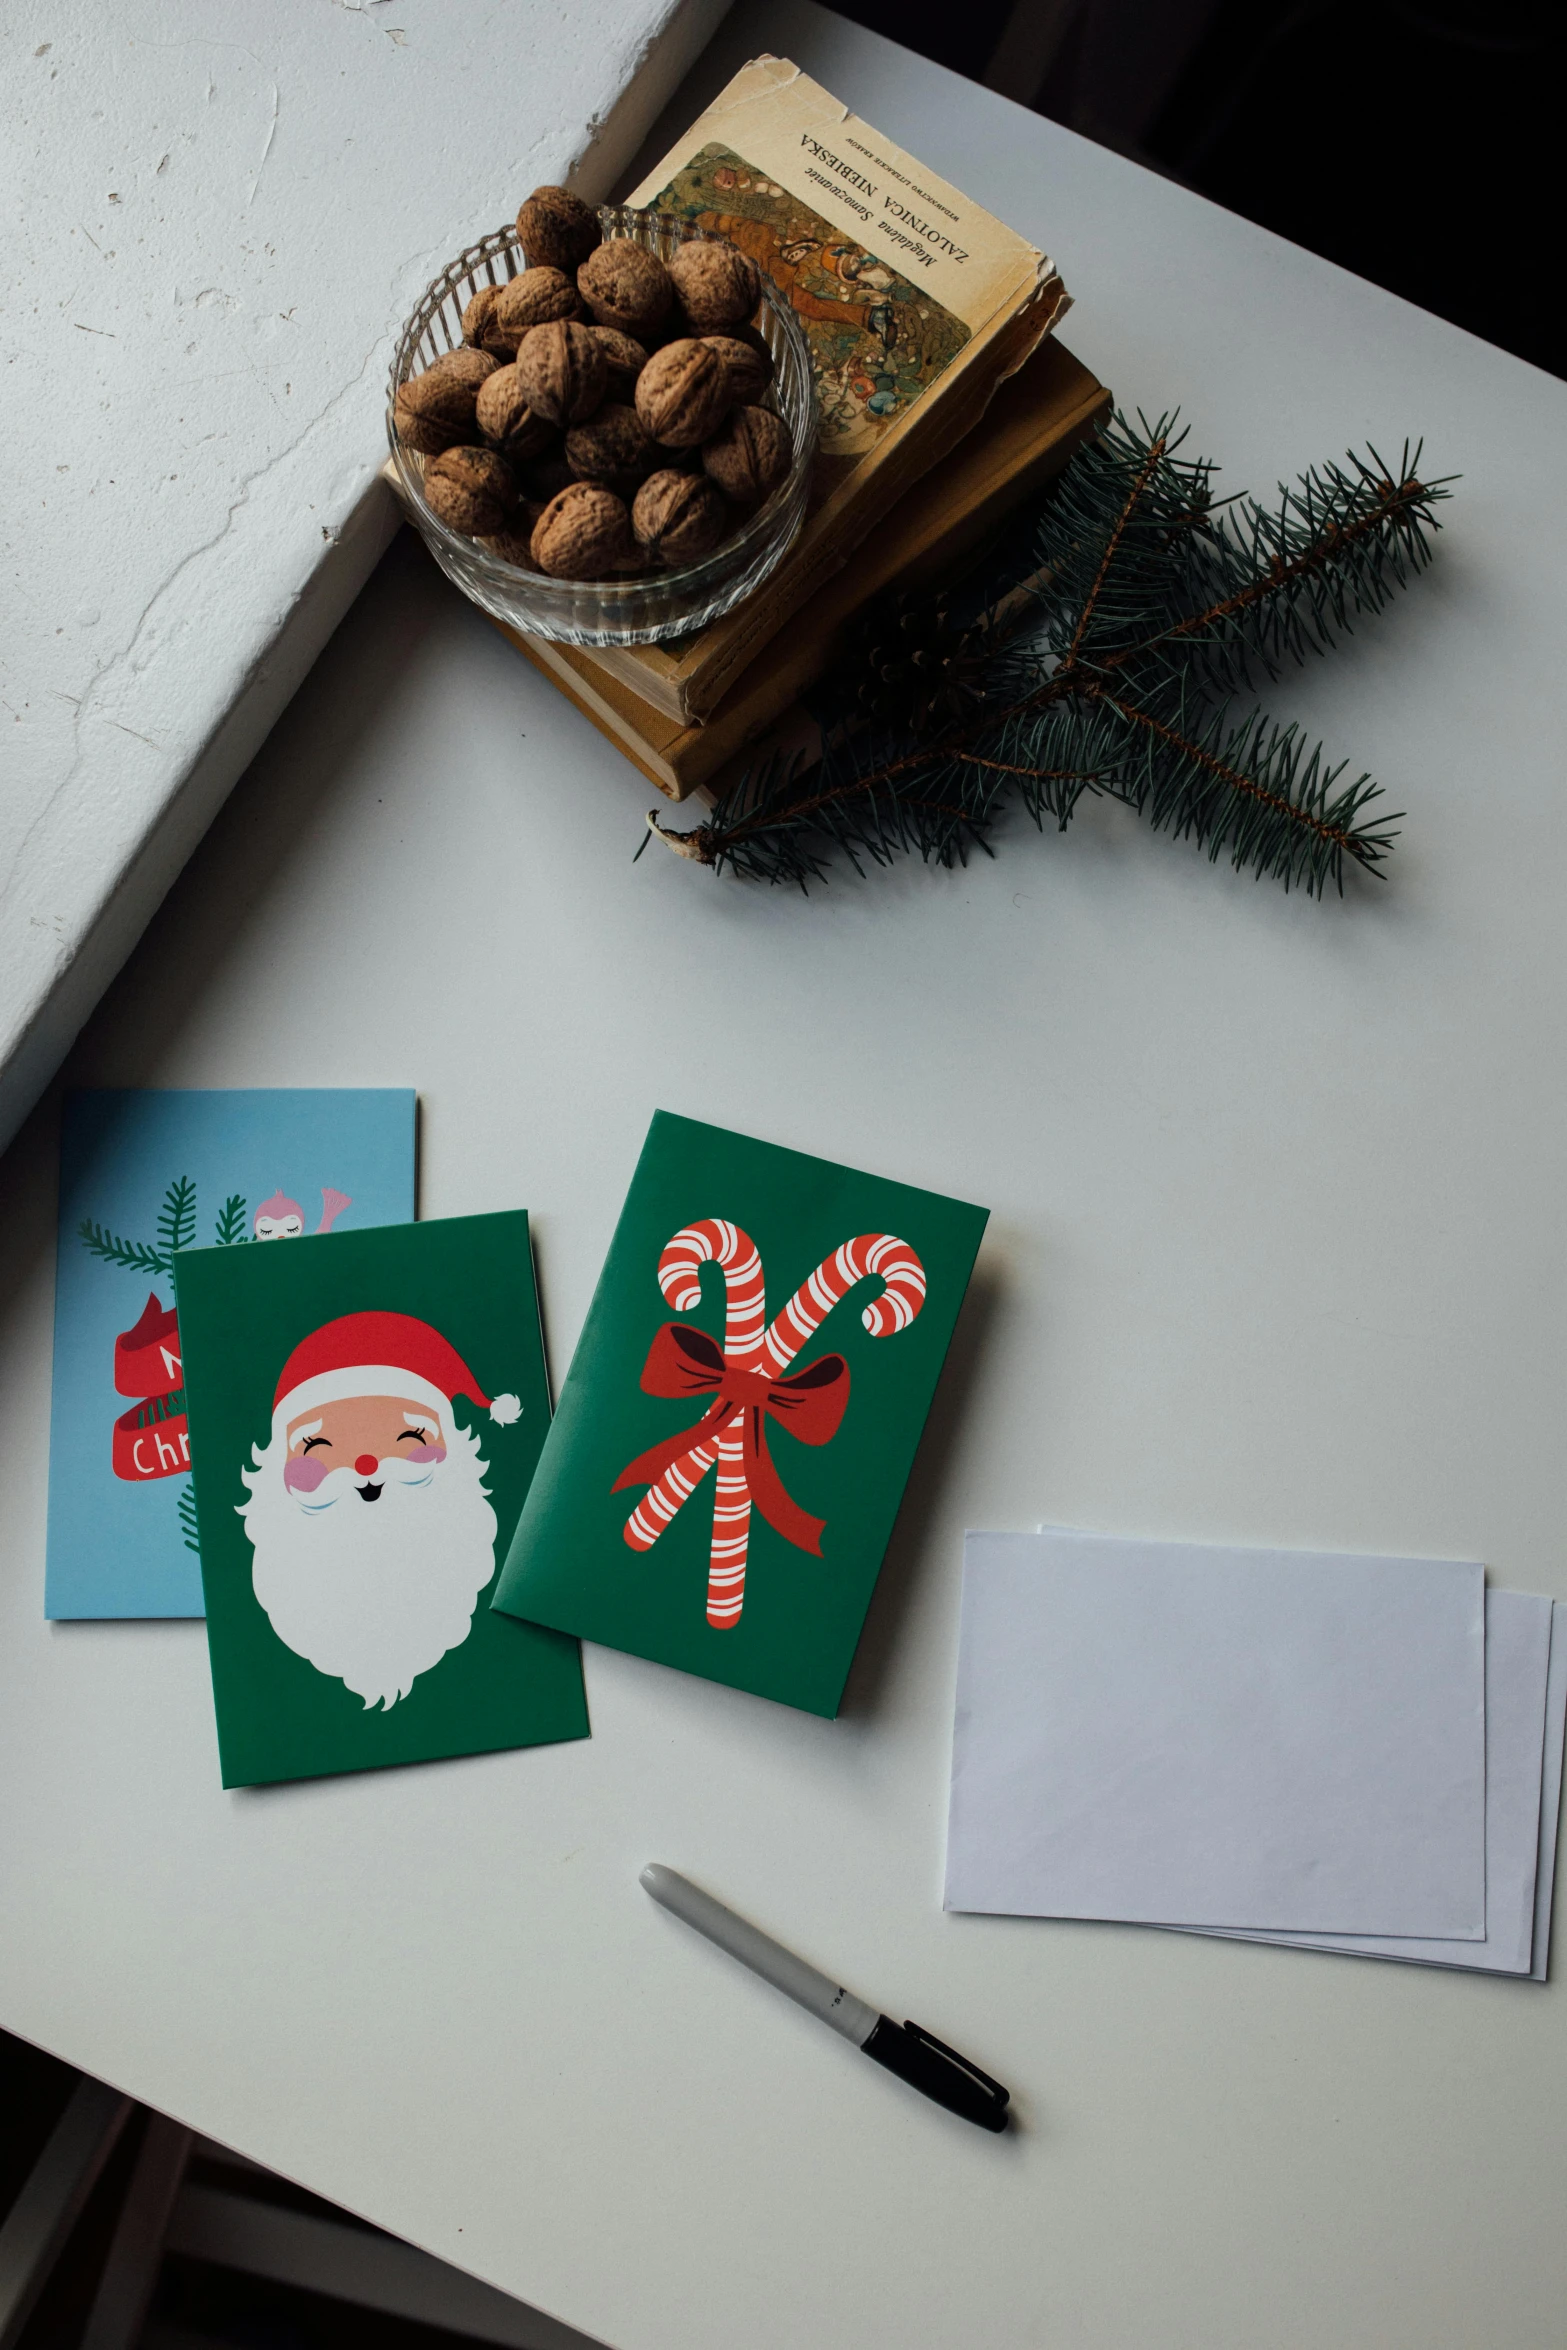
[838,1260,1006,1723]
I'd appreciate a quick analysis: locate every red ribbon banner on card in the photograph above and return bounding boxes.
[111,1292,190,1481]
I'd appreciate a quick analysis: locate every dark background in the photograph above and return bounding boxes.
[825,0,1563,381]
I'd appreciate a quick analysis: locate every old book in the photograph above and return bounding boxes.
[598,53,1070,724]
[475,336,1108,800]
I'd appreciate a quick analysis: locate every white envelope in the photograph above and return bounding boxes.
[1191,1588,1550,1972]
[1530,1601,1566,1982]
[946,1529,1486,1936]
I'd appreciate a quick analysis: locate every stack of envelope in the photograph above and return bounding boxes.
[946,1529,1564,1977]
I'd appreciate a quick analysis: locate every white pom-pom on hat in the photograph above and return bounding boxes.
[489,1393,522,1426]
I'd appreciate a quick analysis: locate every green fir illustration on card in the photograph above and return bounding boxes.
[175,1212,588,1787]
[492,1114,988,1716]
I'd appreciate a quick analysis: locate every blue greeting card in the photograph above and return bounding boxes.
[46,1089,417,1619]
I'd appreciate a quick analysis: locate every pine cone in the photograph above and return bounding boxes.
[850,593,994,736]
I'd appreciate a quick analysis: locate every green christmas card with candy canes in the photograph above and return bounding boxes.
[492,1113,988,1716]
[174,1211,588,1787]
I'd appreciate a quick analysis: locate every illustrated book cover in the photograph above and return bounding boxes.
[174,1210,588,1788]
[46,1088,417,1622]
[604,53,1071,724]
[492,1112,988,1716]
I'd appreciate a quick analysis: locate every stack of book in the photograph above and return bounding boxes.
[498,334,1107,799]
[388,55,1110,801]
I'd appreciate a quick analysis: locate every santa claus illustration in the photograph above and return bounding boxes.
[238,1311,521,1711]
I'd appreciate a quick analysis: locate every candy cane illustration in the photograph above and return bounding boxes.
[623,1223,765,1624]
[615,1221,926,1630]
[657,1220,767,1359]
[760,1233,928,1372]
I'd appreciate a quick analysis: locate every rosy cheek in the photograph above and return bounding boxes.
[284,1454,331,1494]
[403,1442,446,1464]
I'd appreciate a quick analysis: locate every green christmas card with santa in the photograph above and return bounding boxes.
[175,1211,588,1786]
[491,1113,989,1717]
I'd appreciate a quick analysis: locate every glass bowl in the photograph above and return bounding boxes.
[386,205,817,646]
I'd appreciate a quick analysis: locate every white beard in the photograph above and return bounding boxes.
[238,1421,499,1709]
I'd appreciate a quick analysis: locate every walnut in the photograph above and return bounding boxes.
[565,402,655,490]
[515,185,601,273]
[394,348,499,455]
[634,338,732,449]
[577,241,673,339]
[632,469,728,566]
[605,538,655,578]
[491,266,584,353]
[515,319,608,427]
[702,404,793,505]
[483,523,543,572]
[461,284,512,358]
[518,443,575,503]
[423,445,520,536]
[475,364,558,461]
[668,240,761,334]
[702,333,773,406]
[530,482,636,579]
[584,325,649,400]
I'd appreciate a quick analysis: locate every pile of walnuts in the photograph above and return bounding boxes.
[394,186,796,583]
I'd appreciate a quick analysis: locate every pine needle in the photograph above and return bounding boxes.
[648,412,1451,899]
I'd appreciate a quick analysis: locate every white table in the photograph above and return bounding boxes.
[5,5,1567,2346]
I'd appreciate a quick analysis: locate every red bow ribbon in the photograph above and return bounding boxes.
[612,1322,850,1556]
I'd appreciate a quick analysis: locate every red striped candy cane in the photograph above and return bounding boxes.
[656,1219,766,1360]
[706,1418,752,1627]
[761,1232,926,1373]
[622,1222,927,1632]
[705,1229,925,1628]
[624,1220,766,1626]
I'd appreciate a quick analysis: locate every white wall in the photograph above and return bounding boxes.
[0,0,731,1155]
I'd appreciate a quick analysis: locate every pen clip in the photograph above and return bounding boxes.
[902,2019,1011,2112]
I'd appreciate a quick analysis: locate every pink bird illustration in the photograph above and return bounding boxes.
[253,1188,352,1241]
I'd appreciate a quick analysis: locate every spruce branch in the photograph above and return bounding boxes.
[647,413,1451,899]
[78,1219,170,1277]
[177,1482,201,1556]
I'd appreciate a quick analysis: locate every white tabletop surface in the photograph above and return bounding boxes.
[0,0,722,1153]
[5,5,1567,2346]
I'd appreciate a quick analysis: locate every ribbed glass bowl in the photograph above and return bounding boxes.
[386,205,817,646]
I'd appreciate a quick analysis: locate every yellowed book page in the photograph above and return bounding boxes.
[630,54,1063,460]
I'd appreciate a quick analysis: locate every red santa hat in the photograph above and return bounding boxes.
[270,1311,521,1431]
